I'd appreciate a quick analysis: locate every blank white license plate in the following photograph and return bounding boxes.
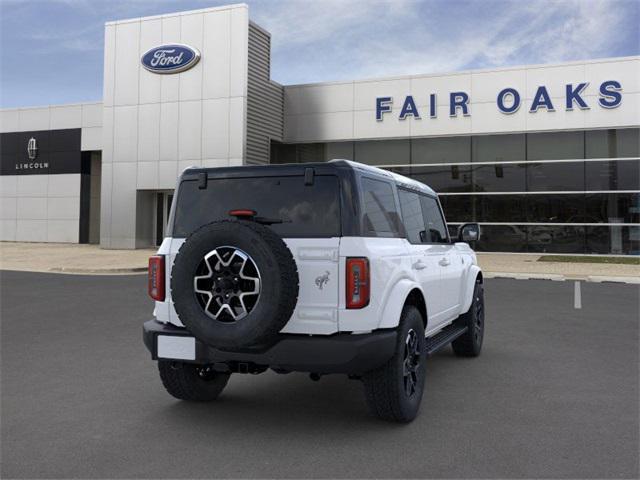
[157,335,196,360]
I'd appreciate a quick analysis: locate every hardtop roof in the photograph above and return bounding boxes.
[182,159,437,196]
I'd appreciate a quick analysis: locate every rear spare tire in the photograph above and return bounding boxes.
[171,220,299,349]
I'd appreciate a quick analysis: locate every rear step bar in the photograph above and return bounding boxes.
[424,324,468,356]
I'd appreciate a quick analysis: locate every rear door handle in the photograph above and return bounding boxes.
[412,260,427,270]
[439,257,450,267]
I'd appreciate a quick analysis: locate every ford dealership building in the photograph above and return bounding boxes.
[1,4,638,254]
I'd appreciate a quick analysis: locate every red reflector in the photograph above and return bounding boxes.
[148,255,165,301]
[346,257,369,309]
[229,209,256,217]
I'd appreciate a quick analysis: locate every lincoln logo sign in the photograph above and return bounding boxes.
[376,80,622,120]
[141,44,200,74]
[16,136,48,170]
[27,137,38,160]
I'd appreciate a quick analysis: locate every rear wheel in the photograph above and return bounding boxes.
[452,281,484,357]
[362,306,426,423]
[158,361,230,401]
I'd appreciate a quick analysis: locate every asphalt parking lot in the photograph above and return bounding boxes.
[1,271,638,479]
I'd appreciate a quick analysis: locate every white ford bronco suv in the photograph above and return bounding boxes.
[144,160,484,422]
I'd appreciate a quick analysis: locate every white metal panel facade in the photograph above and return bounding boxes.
[283,57,639,143]
[99,4,250,248]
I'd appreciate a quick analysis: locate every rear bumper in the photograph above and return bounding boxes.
[143,319,397,375]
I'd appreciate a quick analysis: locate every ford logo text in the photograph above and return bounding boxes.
[141,44,200,74]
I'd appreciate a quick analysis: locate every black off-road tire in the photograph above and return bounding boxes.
[158,361,230,401]
[171,220,299,350]
[452,280,484,357]
[362,306,426,423]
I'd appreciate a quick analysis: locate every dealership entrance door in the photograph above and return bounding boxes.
[155,191,174,246]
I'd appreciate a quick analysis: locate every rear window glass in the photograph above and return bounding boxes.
[172,175,341,238]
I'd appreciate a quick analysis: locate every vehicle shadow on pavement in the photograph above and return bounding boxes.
[145,351,465,433]
[152,372,395,428]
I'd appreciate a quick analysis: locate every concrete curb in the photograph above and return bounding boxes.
[484,271,640,284]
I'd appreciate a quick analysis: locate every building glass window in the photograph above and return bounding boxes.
[472,133,525,162]
[586,226,640,255]
[325,142,354,161]
[526,226,585,254]
[585,192,640,224]
[585,159,640,191]
[477,195,528,222]
[296,144,325,163]
[412,136,471,164]
[439,195,474,223]
[585,128,640,158]
[361,177,402,237]
[472,163,526,192]
[526,161,585,191]
[526,194,585,223]
[410,165,473,193]
[476,225,528,252]
[267,127,639,254]
[398,189,425,244]
[355,139,409,166]
[527,131,584,160]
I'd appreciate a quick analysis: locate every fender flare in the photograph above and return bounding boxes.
[378,279,426,329]
[459,265,483,314]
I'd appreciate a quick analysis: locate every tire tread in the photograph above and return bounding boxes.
[452,281,484,357]
[363,305,425,423]
[158,361,230,402]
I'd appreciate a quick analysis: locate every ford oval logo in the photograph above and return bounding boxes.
[141,44,201,74]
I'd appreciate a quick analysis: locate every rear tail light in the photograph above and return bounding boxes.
[148,255,165,301]
[346,257,369,309]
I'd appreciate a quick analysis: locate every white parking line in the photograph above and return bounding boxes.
[574,281,582,309]
[484,272,639,285]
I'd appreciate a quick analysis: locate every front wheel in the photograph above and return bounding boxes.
[452,281,484,357]
[362,305,426,423]
[158,361,230,401]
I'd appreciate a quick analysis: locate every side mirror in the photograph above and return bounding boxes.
[458,223,480,242]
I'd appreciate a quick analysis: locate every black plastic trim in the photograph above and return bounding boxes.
[143,319,397,375]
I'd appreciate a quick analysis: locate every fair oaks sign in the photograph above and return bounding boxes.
[375,80,623,121]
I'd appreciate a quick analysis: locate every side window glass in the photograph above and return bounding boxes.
[361,177,402,237]
[420,195,449,243]
[398,189,426,244]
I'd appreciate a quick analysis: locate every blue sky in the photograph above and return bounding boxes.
[1,0,638,108]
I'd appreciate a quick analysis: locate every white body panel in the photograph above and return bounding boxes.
[279,238,340,334]
[154,236,342,334]
[154,235,480,337]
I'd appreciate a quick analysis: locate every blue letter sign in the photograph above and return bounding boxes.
[449,92,469,116]
[399,96,420,119]
[374,80,623,120]
[565,83,589,110]
[376,97,393,121]
[497,88,521,114]
[598,80,622,108]
[530,86,555,112]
